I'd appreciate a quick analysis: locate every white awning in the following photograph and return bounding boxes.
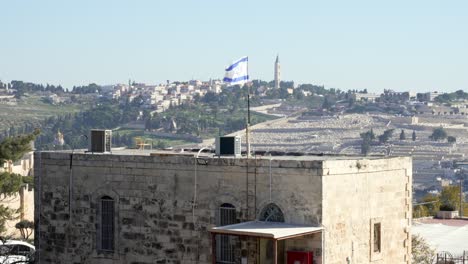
[209,221,323,240]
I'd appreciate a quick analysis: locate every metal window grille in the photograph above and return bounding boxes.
[373,223,381,253]
[217,204,236,264]
[260,203,285,223]
[101,196,114,251]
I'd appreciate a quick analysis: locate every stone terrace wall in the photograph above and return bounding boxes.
[34,152,323,264]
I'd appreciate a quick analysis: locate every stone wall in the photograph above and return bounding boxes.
[1,186,34,238]
[1,151,34,238]
[34,152,324,264]
[321,157,412,264]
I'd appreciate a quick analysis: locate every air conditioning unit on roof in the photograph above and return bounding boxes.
[89,129,112,153]
[215,136,241,157]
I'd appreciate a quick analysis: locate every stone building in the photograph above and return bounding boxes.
[1,150,34,238]
[34,149,411,264]
[352,93,380,102]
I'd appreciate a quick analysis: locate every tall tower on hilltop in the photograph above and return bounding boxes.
[274,54,281,89]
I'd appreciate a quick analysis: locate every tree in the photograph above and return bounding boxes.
[360,129,375,155]
[400,130,406,140]
[369,129,375,140]
[413,204,430,219]
[360,129,375,141]
[415,194,440,217]
[439,185,462,211]
[361,141,370,155]
[0,130,39,234]
[447,136,456,143]
[429,127,447,141]
[412,130,417,141]
[322,97,332,110]
[378,129,394,144]
[15,220,34,240]
[412,235,435,264]
[0,130,39,166]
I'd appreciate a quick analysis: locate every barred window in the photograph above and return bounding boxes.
[219,203,236,226]
[217,203,236,263]
[101,196,114,252]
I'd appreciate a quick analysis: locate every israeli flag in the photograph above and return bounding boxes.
[223,56,249,86]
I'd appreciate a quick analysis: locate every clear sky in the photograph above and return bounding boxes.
[1,0,467,92]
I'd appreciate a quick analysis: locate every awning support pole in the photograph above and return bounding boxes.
[273,239,278,264]
[212,233,216,264]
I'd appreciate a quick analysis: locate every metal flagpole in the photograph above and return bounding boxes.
[245,58,251,158]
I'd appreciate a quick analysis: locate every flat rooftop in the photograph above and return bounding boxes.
[39,147,398,161]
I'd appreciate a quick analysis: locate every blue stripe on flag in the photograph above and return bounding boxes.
[225,57,248,71]
[223,75,249,83]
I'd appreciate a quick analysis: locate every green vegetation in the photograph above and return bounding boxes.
[412,235,435,264]
[429,127,447,141]
[0,95,84,138]
[360,128,397,154]
[413,185,467,218]
[378,129,394,144]
[360,129,375,155]
[71,83,101,94]
[15,220,34,240]
[428,128,456,143]
[0,131,38,234]
[261,82,353,111]
[399,130,406,140]
[146,85,278,140]
[14,85,276,150]
[447,136,456,143]
[146,104,275,139]
[9,80,65,98]
[435,90,468,103]
[0,130,39,165]
[440,185,462,211]
[35,101,140,150]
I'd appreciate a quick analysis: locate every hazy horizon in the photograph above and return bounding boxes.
[1,0,467,93]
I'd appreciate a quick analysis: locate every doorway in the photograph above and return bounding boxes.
[259,238,285,264]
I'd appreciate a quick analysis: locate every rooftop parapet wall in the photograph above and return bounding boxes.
[322,156,412,175]
[36,151,326,169]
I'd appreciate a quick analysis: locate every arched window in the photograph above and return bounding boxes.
[217,203,236,263]
[100,196,114,252]
[259,203,285,222]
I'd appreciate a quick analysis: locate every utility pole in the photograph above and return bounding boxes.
[246,83,251,158]
[460,178,464,217]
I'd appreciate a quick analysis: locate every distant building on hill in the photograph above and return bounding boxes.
[274,55,281,89]
[380,90,416,102]
[417,91,445,102]
[53,130,65,146]
[352,92,380,102]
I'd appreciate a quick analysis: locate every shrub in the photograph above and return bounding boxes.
[447,136,456,143]
[439,204,456,211]
[429,127,447,141]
